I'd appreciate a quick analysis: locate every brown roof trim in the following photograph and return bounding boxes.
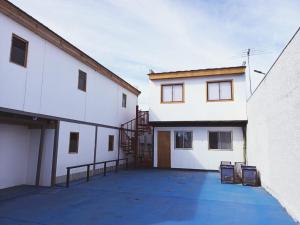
[0,0,140,96]
[150,120,248,127]
[148,66,246,80]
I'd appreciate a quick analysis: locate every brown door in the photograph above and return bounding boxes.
[157,131,171,168]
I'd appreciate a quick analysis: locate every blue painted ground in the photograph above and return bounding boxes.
[0,169,296,225]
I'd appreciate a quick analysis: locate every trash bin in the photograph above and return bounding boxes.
[220,164,235,184]
[241,166,258,186]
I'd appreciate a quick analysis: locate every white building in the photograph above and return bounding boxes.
[148,66,247,170]
[0,1,140,189]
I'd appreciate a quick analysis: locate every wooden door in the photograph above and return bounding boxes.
[157,131,171,168]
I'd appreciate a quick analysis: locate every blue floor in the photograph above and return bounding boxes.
[0,169,296,225]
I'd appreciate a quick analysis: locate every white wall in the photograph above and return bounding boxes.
[39,129,54,186]
[153,126,244,170]
[56,121,95,177]
[247,29,300,222]
[0,124,41,188]
[26,129,40,185]
[149,75,247,122]
[0,13,137,127]
[56,122,124,178]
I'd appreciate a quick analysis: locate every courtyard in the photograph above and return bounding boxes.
[0,169,296,225]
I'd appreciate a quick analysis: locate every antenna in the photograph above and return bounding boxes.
[247,49,253,95]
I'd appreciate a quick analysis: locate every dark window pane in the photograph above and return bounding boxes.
[220,132,232,149]
[175,132,184,148]
[122,93,127,108]
[108,135,114,151]
[78,70,87,91]
[183,132,192,148]
[69,132,79,153]
[10,35,28,67]
[209,132,218,149]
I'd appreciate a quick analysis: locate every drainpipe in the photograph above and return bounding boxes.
[242,125,247,164]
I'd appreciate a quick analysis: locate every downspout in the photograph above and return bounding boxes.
[242,125,247,164]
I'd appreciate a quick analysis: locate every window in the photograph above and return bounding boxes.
[78,70,87,91]
[161,84,184,103]
[69,132,79,153]
[10,34,28,67]
[207,80,233,101]
[175,131,192,149]
[108,135,114,151]
[122,93,127,108]
[208,131,232,150]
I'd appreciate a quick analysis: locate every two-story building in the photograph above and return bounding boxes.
[0,1,139,189]
[148,66,247,170]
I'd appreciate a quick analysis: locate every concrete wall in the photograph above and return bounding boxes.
[247,29,300,222]
[149,74,247,122]
[153,126,244,170]
[0,13,137,127]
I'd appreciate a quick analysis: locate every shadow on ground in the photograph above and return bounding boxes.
[0,169,296,225]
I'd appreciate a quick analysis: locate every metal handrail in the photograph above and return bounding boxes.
[66,158,128,187]
[121,110,149,127]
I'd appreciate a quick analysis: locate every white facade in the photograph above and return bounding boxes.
[153,127,245,170]
[0,8,138,188]
[149,70,247,170]
[149,75,247,122]
[247,29,300,222]
[0,13,137,126]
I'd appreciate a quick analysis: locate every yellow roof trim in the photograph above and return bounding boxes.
[148,66,246,80]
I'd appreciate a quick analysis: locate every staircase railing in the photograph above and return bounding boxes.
[120,106,150,155]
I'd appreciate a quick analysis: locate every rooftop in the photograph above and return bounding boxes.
[148,66,246,80]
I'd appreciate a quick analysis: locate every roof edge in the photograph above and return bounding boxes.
[148,66,246,80]
[0,0,140,96]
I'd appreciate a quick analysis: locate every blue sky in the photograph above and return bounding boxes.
[10,0,300,108]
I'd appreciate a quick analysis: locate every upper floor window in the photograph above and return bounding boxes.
[122,93,127,108]
[161,83,184,103]
[69,132,79,153]
[208,131,232,150]
[10,34,28,67]
[207,80,233,101]
[78,70,87,92]
[175,131,192,149]
[108,135,114,151]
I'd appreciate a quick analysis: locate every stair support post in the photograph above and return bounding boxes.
[135,105,139,167]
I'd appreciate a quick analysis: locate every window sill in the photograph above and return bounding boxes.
[206,99,234,102]
[161,101,185,104]
[208,149,233,151]
[174,148,193,150]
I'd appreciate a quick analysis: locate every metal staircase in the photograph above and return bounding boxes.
[120,106,152,167]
